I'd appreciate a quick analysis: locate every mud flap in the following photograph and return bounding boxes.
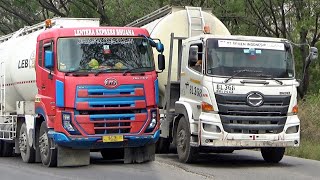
[124,143,155,164]
[57,146,90,167]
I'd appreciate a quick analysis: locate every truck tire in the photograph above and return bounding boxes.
[156,137,170,154]
[39,121,57,167]
[261,147,285,163]
[176,117,198,163]
[19,123,35,162]
[101,148,124,160]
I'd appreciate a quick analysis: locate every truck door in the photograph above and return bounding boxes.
[181,42,204,120]
[36,40,56,116]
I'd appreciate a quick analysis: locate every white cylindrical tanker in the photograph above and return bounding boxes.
[127,6,230,105]
[0,18,100,113]
[0,30,39,113]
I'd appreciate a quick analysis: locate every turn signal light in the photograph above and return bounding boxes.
[292,105,298,114]
[201,102,214,112]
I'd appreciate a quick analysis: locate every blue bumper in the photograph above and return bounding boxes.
[47,130,160,149]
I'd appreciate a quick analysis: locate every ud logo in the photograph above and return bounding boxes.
[104,78,118,88]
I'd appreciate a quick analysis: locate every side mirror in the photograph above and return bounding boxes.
[156,42,164,53]
[189,46,198,64]
[158,54,165,71]
[44,50,54,69]
[310,47,318,61]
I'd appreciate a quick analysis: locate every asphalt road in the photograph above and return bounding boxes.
[0,150,319,180]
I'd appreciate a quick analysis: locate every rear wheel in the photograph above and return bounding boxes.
[261,147,285,163]
[176,117,198,163]
[39,121,57,167]
[19,123,35,162]
[101,148,124,160]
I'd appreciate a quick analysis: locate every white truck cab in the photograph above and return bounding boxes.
[159,33,318,163]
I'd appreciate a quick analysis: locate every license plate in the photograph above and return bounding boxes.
[102,135,124,143]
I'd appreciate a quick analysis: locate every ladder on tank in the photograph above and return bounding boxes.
[0,61,5,116]
[0,59,17,141]
[185,6,205,37]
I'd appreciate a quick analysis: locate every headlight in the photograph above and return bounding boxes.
[62,113,75,132]
[286,125,299,134]
[203,123,221,133]
[145,110,158,133]
[63,113,71,121]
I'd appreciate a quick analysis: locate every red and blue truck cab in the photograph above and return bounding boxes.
[30,20,165,166]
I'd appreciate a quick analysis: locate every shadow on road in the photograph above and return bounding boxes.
[156,151,294,169]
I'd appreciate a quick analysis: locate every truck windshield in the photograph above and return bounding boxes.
[57,37,154,73]
[206,39,294,78]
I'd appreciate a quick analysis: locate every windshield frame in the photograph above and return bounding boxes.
[205,38,296,80]
[56,36,155,74]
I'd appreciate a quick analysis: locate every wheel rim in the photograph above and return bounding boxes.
[177,128,187,152]
[19,131,27,156]
[39,132,49,160]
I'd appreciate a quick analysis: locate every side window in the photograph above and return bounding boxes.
[43,42,53,70]
[188,43,203,73]
[38,40,43,67]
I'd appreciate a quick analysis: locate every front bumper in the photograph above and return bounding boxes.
[48,130,160,149]
[201,139,297,147]
[196,113,300,148]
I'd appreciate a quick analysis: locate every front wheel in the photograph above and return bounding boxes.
[261,147,285,163]
[176,117,198,163]
[39,122,57,167]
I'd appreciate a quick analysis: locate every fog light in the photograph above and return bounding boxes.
[286,125,299,134]
[63,120,75,131]
[203,123,221,133]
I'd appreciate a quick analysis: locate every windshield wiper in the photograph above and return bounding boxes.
[256,74,283,85]
[65,69,81,76]
[94,69,124,76]
[123,67,152,76]
[224,69,261,83]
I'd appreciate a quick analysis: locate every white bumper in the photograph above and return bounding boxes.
[195,113,300,148]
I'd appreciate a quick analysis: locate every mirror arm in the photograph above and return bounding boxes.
[156,70,164,74]
[48,71,53,80]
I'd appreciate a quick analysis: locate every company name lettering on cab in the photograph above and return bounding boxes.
[74,29,135,36]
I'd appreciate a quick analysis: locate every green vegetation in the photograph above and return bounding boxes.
[286,93,320,160]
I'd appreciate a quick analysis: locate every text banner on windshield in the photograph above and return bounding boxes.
[218,40,285,51]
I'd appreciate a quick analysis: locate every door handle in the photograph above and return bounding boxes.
[41,85,46,89]
[185,82,189,86]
